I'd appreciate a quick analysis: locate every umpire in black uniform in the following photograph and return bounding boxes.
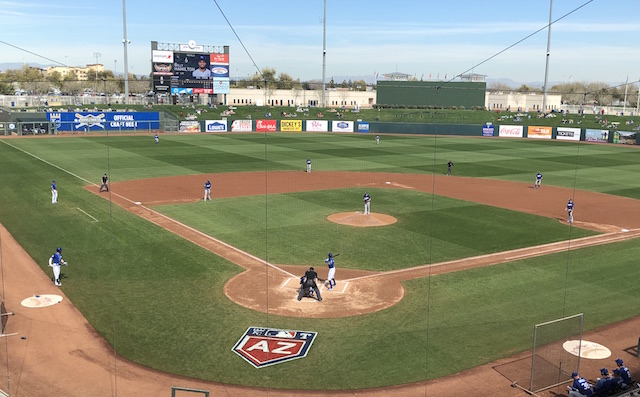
[297,267,322,301]
[99,173,109,192]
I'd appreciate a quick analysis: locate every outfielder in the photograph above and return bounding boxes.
[48,247,67,286]
[204,179,212,201]
[306,158,312,173]
[51,180,58,203]
[363,192,371,215]
[566,198,574,223]
[324,252,337,290]
[376,135,380,145]
[534,171,542,189]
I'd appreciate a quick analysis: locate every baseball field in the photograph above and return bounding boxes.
[0,132,639,394]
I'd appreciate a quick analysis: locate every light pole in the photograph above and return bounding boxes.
[321,0,327,108]
[93,52,102,79]
[541,0,552,113]
[114,59,117,77]
[122,0,130,104]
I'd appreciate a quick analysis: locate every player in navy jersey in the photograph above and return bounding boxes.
[48,247,67,286]
[534,171,543,189]
[51,180,58,203]
[566,198,574,223]
[204,180,212,201]
[568,372,594,397]
[324,252,336,290]
[613,358,632,387]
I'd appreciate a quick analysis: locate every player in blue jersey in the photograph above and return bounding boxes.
[613,358,632,388]
[204,179,212,201]
[594,368,618,394]
[154,134,159,144]
[363,192,371,215]
[534,171,543,189]
[48,247,67,286]
[566,198,574,223]
[324,252,336,290]
[567,372,594,397]
[51,180,58,203]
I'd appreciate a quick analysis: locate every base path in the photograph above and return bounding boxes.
[89,171,640,318]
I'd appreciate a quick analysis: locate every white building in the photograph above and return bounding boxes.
[485,91,562,112]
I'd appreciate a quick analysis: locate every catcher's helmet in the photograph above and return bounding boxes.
[56,247,62,253]
[309,266,314,271]
[328,252,332,258]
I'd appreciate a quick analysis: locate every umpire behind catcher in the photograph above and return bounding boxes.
[297,267,322,301]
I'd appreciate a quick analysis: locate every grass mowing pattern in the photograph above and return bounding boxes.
[0,134,639,389]
[156,188,595,270]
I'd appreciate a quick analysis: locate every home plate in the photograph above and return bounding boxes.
[385,181,391,184]
[622,229,629,232]
[135,201,142,205]
[562,340,611,359]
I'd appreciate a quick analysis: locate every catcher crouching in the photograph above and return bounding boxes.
[297,267,322,301]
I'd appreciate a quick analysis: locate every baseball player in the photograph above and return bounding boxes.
[51,180,58,203]
[363,192,371,215]
[534,171,542,189]
[306,158,312,173]
[48,247,67,286]
[376,135,380,145]
[593,368,617,394]
[324,252,336,290]
[297,267,322,301]
[204,179,212,201]
[99,173,109,192]
[566,198,574,223]
[447,160,453,175]
[613,358,632,388]
[154,134,159,144]
[567,372,594,397]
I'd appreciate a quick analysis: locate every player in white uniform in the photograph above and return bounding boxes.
[376,135,380,144]
[306,158,312,173]
[51,180,58,203]
[566,198,574,223]
[204,180,212,201]
[363,192,371,215]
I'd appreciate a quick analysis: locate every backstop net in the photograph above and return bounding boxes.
[530,313,584,392]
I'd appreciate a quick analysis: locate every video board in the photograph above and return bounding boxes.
[151,43,230,95]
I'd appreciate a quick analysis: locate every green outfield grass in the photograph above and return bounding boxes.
[0,133,639,390]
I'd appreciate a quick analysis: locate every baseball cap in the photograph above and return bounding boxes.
[56,247,62,253]
[600,368,609,375]
[571,372,579,378]
[615,358,624,365]
[198,55,206,61]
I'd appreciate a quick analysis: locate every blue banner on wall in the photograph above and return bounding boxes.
[357,122,370,132]
[47,112,160,131]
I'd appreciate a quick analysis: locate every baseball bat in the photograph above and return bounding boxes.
[333,253,340,257]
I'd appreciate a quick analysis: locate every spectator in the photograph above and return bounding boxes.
[567,372,594,397]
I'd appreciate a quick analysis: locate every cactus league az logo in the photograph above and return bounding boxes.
[232,327,317,368]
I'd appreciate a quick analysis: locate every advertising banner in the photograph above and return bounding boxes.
[210,65,229,78]
[556,127,581,141]
[306,120,328,132]
[332,121,354,132]
[213,78,230,94]
[482,123,495,137]
[357,122,370,132]
[152,50,173,63]
[527,126,552,139]
[152,62,173,76]
[256,119,277,132]
[211,53,229,65]
[498,125,523,138]
[153,75,171,93]
[585,129,609,143]
[47,112,159,132]
[205,120,228,132]
[231,120,252,132]
[613,131,636,145]
[280,120,302,132]
[179,121,201,132]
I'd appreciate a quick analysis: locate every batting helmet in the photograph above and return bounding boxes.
[56,247,62,253]
[328,252,332,258]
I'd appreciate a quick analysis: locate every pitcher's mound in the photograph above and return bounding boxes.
[328,212,397,227]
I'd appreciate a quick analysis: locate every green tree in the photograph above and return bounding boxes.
[277,72,294,89]
[352,79,367,91]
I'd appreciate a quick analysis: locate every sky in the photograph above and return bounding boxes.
[1,0,639,86]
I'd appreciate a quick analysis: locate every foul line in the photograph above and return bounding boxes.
[76,208,99,222]
[0,139,296,278]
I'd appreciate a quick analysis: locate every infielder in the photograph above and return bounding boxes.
[51,180,58,203]
[324,252,336,290]
[447,161,453,175]
[48,247,67,286]
[363,191,371,215]
[204,179,212,201]
[306,158,312,173]
[534,171,542,189]
[566,198,574,223]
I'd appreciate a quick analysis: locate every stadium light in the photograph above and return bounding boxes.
[93,52,102,79]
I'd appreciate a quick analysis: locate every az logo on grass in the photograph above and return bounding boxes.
[232,327,317,368]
